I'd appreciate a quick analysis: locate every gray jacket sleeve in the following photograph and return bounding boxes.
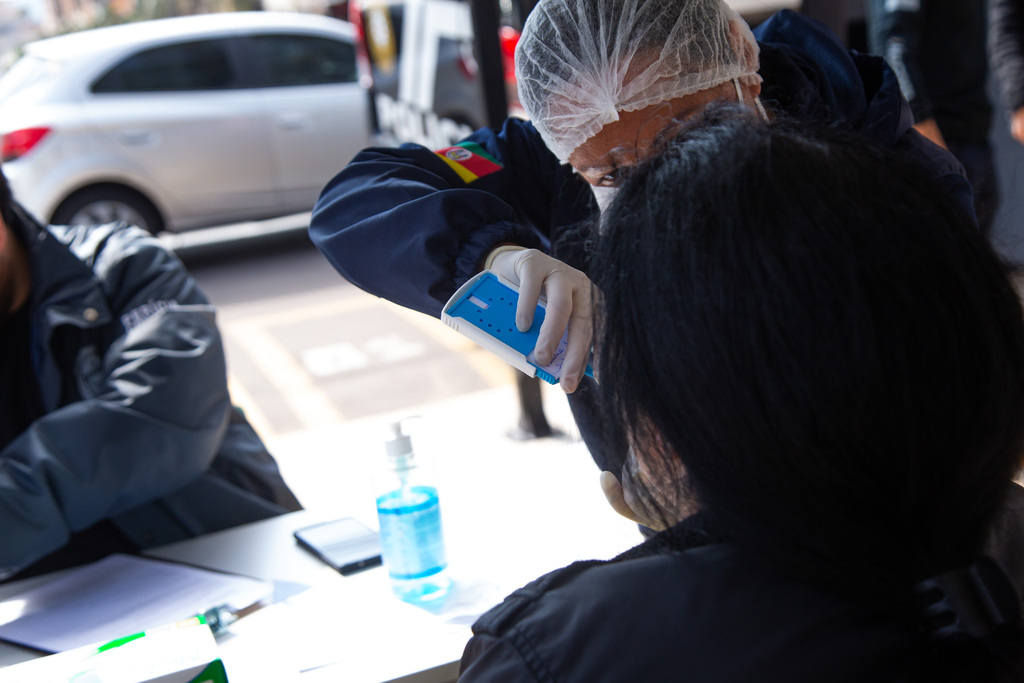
[866,0,933,123]
[0,224,232,577]
[990,0,1024,112]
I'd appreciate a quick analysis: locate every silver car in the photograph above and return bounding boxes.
[0,11,369,234]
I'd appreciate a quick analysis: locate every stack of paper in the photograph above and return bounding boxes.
[0,554,271,653]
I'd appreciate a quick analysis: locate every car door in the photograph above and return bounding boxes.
[242,31,370,214]
[84,36,279,229]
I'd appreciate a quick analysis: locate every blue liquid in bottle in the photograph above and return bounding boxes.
[377,484,450,604]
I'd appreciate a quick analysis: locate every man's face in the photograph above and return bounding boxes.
[568,81,740,187]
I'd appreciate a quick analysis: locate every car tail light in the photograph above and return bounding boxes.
[500,26,522,112]
[499,26,520,84]
[349,0,374,89]
[1,127,51,162]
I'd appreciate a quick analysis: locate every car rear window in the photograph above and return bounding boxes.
[91,39,237,93]
[247,34,357,88]
[0,55,62,102]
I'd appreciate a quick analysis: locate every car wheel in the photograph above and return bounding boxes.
[52,186,163,235]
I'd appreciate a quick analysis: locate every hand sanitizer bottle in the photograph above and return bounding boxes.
[375,418,450,605]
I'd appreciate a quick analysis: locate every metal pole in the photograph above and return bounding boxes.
[469,0,508,129]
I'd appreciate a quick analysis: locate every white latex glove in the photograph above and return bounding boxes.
[488,247,593,393]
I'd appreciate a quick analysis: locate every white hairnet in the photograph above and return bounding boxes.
[515,0,761,163]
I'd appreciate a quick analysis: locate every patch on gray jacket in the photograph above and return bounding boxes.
[885,0,920,10]
[121,300,179,332]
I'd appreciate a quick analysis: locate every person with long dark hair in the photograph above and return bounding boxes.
[458,110,1024,681]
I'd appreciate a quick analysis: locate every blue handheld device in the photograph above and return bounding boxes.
[441,270,594,384]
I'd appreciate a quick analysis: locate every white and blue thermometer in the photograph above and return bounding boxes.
[442,270,595,385]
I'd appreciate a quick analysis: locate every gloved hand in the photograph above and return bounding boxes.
[487,246,593,393]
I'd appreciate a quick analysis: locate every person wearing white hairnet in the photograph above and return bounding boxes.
[309,0,973,477]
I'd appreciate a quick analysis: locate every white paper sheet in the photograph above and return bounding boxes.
[215,568,497,683]
[0,554,271,653]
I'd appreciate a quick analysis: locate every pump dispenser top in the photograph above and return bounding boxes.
[386,419,413,459]
[385,418,418,483]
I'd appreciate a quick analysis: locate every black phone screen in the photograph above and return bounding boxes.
[294,517,383,575]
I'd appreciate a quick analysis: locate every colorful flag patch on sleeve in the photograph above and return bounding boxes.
[433,142,503,183]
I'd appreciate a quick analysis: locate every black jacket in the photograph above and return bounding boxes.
[459,521,918,682]
[459,485,1024,682]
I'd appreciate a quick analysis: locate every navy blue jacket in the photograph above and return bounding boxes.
[310,10,974,472]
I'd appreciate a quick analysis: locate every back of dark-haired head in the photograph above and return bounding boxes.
[593,108,1024,678]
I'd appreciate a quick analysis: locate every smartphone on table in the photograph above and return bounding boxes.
[293,517,383,575]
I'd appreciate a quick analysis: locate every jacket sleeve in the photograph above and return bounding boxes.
[866,0,933,123]
[309,118,579,317]
[990,0,1024,112]
[458,633,546,682]
[895,126,978,224]
[0,223,232,577]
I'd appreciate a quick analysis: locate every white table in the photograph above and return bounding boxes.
[0,415,641,682]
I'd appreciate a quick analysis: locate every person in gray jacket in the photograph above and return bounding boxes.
[0,165,301,581]
[990,0,1024,143]
[865,0,996,236]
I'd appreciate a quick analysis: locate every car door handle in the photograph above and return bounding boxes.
[116,129,160,146]
[276,112,312,130]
